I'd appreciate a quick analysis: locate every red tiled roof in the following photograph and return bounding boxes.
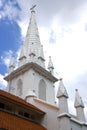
[0,110,47,130]
[0,89,45,115]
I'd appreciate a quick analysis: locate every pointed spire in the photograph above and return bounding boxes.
[18,44,27,66]
[30,5,36,12]
[9,56,15,73]
[57,78,69,114]
[38,45,45,67]
[57,78,68,98]
[48,56,54,74]
[74,89,85,122]
[74,89,84,108]
[19,44,26,60]
[19,5,45,68]
[38,45,45,61]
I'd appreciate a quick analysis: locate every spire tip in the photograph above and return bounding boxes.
[30,5,36,12]
[75,89,78,92]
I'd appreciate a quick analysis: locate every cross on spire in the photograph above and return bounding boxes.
[30,5,36,11]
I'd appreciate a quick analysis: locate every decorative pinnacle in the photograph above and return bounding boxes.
[57,78,68,98]
[74,89,84,108]
[30,5,36,11]
[75,89,78,91]
[9,55,15,68]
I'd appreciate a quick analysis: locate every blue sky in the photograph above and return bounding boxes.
[0,19,21,74]
[0,0,22,75]
[0,0,87,117]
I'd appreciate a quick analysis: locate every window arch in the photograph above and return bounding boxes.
[38,79,46,101]
[17,79,23,96]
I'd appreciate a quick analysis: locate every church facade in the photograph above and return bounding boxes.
[0,7,87,130]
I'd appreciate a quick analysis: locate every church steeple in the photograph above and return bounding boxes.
[74,89,85,122]
[74,89,84,108]
[57,78,69,113]
[18,5,45,68]
[5,6,58,105]
[48,56,54,74]
[57,78,68,98]
[9,56,15,73]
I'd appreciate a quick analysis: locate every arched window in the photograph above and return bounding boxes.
[38,79,46,101]
[17,79,23,96]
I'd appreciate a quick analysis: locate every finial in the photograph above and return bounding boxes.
[74,89,85,122]
[9,55,15,67]
[9,55,15,73]
[75,89,78,91]
[30,5,36,12]
[57,78,68,98]
[74,89,84,108]
[48,56,54,70]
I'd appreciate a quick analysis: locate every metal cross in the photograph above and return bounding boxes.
[30,5,36,11]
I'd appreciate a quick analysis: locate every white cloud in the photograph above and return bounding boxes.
[0,0,20,21]
[1,50,13,68]
[0,14,2,19]
[0,74,7,90]
[0,0,2,7]
[38,14,87,81]
[38,13,87,116]
[0,1,87,85]
[0,49,22,72]
[17,20,28,37]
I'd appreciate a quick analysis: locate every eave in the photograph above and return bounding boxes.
[4,62,58,83]
[0,89,45,115]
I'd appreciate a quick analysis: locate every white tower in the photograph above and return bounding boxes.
[74,89,85,122]
[48,56,54,74]
[57,78,69,113]
[57,78,71,130]
[18,44,27,66]
[4,6,58,105]
[9,56,15,73]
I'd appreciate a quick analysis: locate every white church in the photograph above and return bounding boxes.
[2,6,87,130]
